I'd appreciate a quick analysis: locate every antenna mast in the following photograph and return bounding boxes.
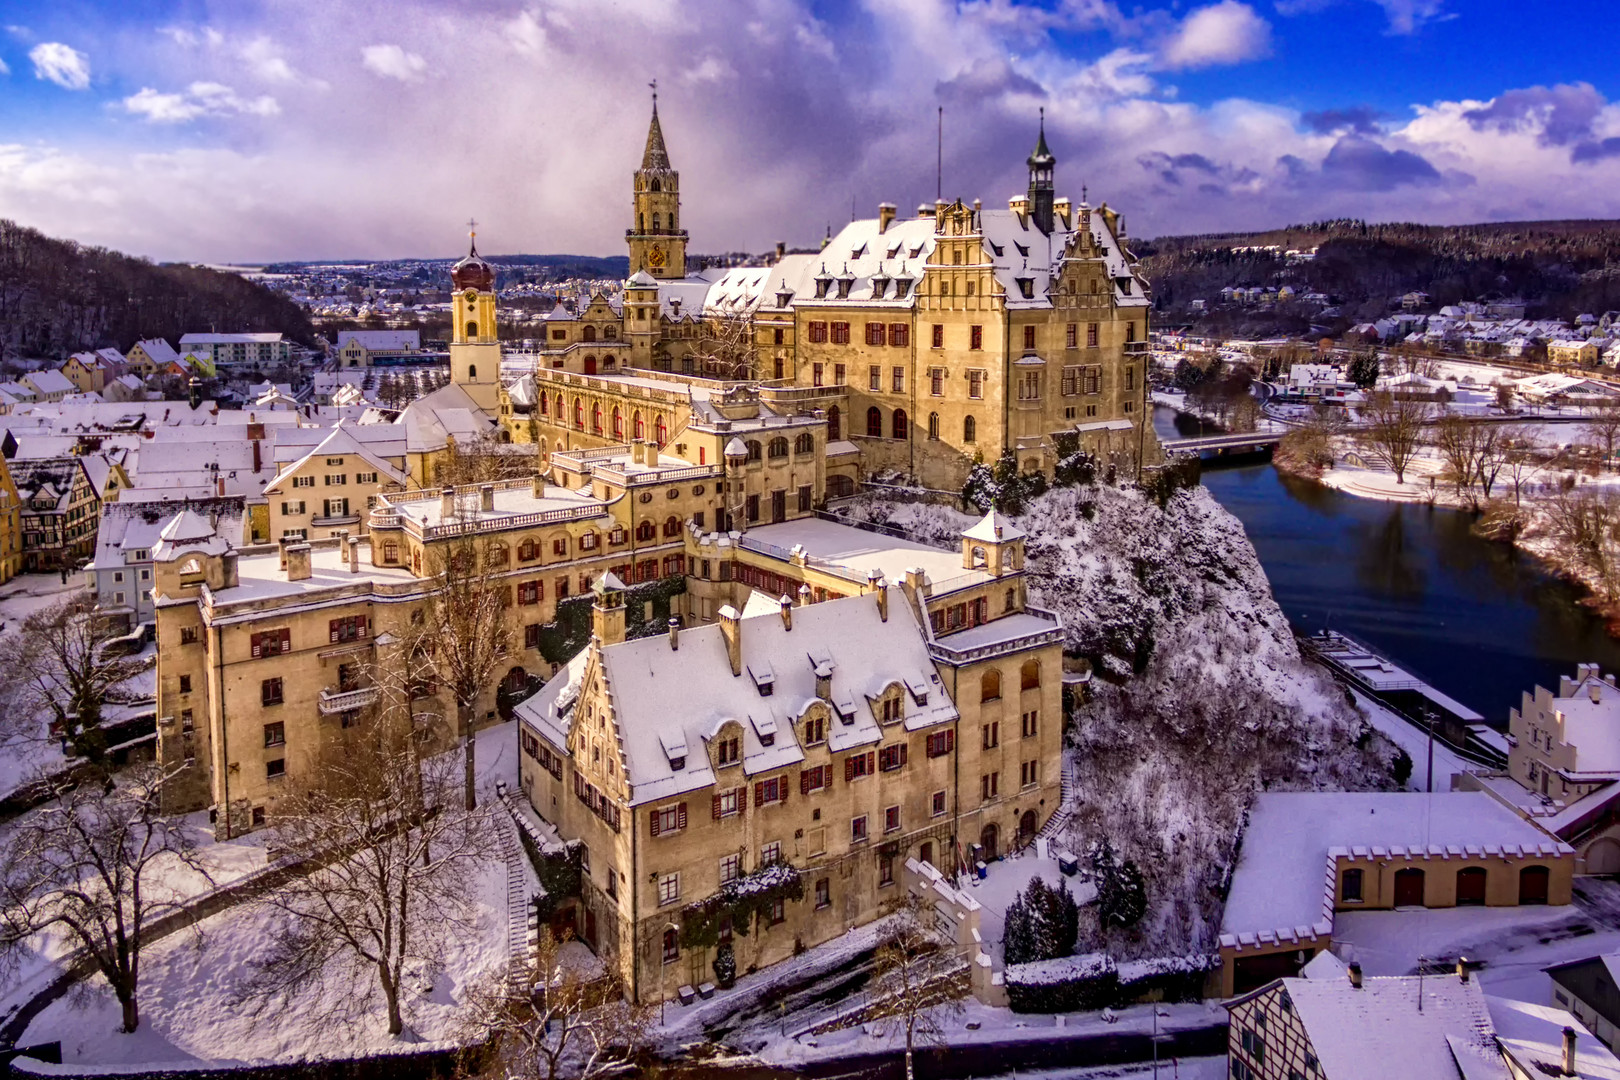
[937,106,943,201]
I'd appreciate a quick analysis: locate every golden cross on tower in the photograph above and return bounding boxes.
[466,217,478,240]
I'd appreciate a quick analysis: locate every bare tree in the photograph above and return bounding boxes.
[1495,382,1517,414]
[0,596,149,776]
[1357,391,1430,484]
[462,931,652,1080]
[418,534,513,811]
[434,436,541,489]
[1503,427,1543,505]
[1275,418,1336,477]
[247,711,492,1037]
[0,764,208,1032]
[863,895,968,1080]
[1475,423,1509,500]
[1432,413,1489,504]
[1544,487,1620,600]
[1586,401,1620,470]
[688,311,758,380]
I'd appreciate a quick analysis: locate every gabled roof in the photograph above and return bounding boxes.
[152,507,229,559]
[397,382,497,453]
[515,587,958,807]
[264,423,410,493]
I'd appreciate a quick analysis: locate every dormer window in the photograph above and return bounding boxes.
[748,662,775,697]
[1017,278,1034,299]
[871,278,889,300]
[751,712,778,746]
[851,243,867,259]
[815,278,831,300]
[905,675,930,707]
[909,244,924,259]
[836,278,853,300]
[886,244,901,259]
[777,290,793,308]
[660,730,688,771]
[988,241,1004,257]
[893,279,912,299]
[1015,242,1030,257]
[716,736,741,766]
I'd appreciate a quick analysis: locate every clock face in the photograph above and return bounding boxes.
[647,245,667,269]
[463,290,478,303]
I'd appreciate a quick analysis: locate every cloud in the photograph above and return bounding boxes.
[506,10,546,56]
[1159,2,1271,70]
[1274,0,1450,35]
[1462,83,1605,147]
[28,42,89,89]
[935,57,1045,107]
[1301,106,1385,135]
[1302,135,1448,192]
[241,37,298,83]
[123,82,280,124]
[0,57,8,76]
[360,43,426,82]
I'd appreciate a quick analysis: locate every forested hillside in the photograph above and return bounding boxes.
[1140,218,1620,335]
[0,219,314,362]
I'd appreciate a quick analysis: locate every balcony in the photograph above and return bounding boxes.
[311,513,362,528]
[318,686,378,715]
[1123,341,1150,355]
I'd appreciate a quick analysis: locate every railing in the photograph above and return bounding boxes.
[734,533,872,585]
[757,383,848,402]
[1123,341,1150,354]
[592,463,722,486]
[369,509,401,528]
[925,570,990,595]
[318,686,379,714]
[310,513,361,527]
[417,504,606,539]
[927,606,1066,663]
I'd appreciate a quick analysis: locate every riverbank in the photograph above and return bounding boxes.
[1272,437,1620,637]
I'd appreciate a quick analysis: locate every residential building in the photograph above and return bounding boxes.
[335,330,422,367]
[11,455,121,572]
[125,338,180,376]
[515,511,1064,1003]
[21,369,75,403]
[1548,954,1620,1051]
[1550,338,1601,367]
[90,497,243,630]
[261,425,410,542]
[179,332,291,368]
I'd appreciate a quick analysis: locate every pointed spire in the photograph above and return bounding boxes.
[1029,107,1055,167]
[641,83,671,172]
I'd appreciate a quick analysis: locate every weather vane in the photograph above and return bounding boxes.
[466,217,477,240]
[649,78,657,104]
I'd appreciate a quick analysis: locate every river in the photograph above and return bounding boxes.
[1153,405,1620,726]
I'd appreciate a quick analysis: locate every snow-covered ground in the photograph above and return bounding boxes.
[0,574,87,630]
[20,846,510,1064]
[975,1061,1226,1080]
[966,849,1097,965]
[1353,692,1471,792]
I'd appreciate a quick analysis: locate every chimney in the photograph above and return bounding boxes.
[668,617,680,651]
[774,241,786,263]
[1348,962,1362,990]
[1054,197,1072,229]
[869,570,888,622]
[1564,1025,1577,1076]
[532,473,545,498]
[878,202,896,234]
[348,536,360,574]
[1456,957,1469,983]
[815,665,832,702]
[251,437,261,474]
[278,536,290,571]
[780,595,793,632]
[216,475,225,497]
[221,551,239,589]
[440,487,455,520]
[480,483,495,512]
[286,542,312,582]
[718,604,743,676]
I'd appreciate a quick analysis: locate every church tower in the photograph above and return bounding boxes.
[449,226,501,413]
[1027,110,1056,236]
[626,90,688,280]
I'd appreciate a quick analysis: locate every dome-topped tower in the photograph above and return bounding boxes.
[449,223,500,413]
[451,236,495,293]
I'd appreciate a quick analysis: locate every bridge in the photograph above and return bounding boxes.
[1161,431,1284,458]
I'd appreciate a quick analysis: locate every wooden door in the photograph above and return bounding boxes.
[1456,867,1487,906]
[771,489,786,523]
[1520,865,1550,905]
[1394,867,1425,907]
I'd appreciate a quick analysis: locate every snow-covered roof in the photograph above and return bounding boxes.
[152,507,230,560]
[741,517,995,596]
[396,382,498,452]
[264,423,410,494]
[516,587,958,807]
[133,338,179,366]
[26,370,75,394]
[962,509,1024,544]
[180,332,285,345]
[1254,974,1504,1080]
[336,330,420,351]
[1221,792,1571,945]
[1542,667,1620,775]
[1489,994,1620,1079]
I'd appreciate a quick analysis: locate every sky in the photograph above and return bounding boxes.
[2,0,1619,263]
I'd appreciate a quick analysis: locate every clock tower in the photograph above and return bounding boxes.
[449,227,501,413]
[625,89,688,280]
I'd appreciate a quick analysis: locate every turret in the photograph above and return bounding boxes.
[626,89,689,279]
[1027,109,1056,235]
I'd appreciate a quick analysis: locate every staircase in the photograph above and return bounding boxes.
[1037,754,1080,842]
[495,784,533,988]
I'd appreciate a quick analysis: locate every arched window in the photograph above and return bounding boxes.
[574,399,584,429]
[795,433,814,455]
[465,321,478,340]
[655,416,667,444]
[981,669,1001,702]
[927,412,940,440]
[892,409,908,440]
[636,520,656,542]
[1020,660,1040,690]
[768,437,789,459]
[555,397,564,419]
[963,415,977,443]
[828,475,855,498]
[485,543,509,569]
[652,212,662,231]
[605,326,617,341]
[971,545,987,568]
[592,403,603,434]
[745,440,763,462]
[633,411,644,439]
[612,407,623,438]
[539,391,548,416]
[663,515,681,537]
[651,177,662,193]
[583,326,597,343]
[866,407,883,438]
[467,363,477,379]
[827,406,841,440]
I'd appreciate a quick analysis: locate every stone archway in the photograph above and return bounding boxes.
[1588,838,1620,875]
[1019,809,1038,847]
[980,823,999,861]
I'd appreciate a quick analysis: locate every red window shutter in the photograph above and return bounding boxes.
[779,774,789,803]
[329,621,338,644]
[899,744,908,767]
[677,802,687,829]
[947,730,955,753]
[712,794,722,820]
[845,757,855,782]
[650,809,661,837]
[281,628,291,651]
[800,770,810,795]
[754,781,764,807]
[865,752,875,774]
[251,634,261,658]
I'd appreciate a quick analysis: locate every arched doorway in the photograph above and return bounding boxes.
[1393,867,1426,907]
[584,355,597,375]
[979,823,999,862]
[1019,810,1037,847]
[919,841,934,868]
[584,908,598,949]
[827,405,841,440]
[1519,865,1550,905]
[1588,838,1620,875]
[1455,866,1487,906]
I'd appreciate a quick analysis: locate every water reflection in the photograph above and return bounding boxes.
[1202,463,1620,726]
